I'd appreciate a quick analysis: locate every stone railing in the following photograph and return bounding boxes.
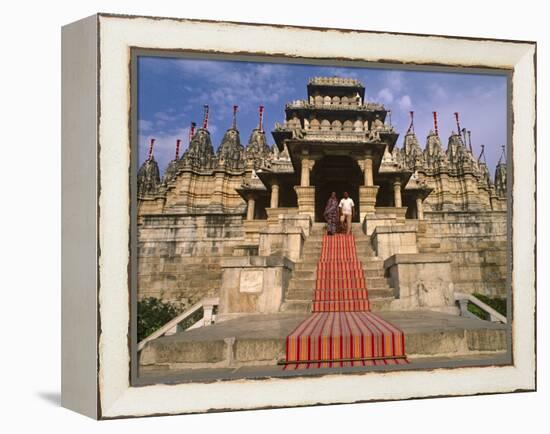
[137,296,219,351]
[301,131,371,142]
[285,101,383,111]
[455,292,507,324]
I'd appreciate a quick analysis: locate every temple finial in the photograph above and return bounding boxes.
[147,138,156,160]
[454,112,461,138]
[498,145,506,165]
[189,122,196,145]
[232,105,238,130]
[202,105,209,129]
[462,128,471,152]
[258,105,265,132]
[408,111,415,133]
[478,144,486,163]
[175,139,181,160]
[432,111,439,136]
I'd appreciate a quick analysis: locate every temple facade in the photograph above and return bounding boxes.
[137,77,508,316]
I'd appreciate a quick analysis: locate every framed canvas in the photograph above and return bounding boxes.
[61,13,536,419]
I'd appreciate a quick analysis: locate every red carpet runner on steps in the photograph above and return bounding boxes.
[283,233,409,369]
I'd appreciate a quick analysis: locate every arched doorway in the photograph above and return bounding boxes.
[311,156,363,223]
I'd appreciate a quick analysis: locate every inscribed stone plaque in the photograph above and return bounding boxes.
[239,269,263,293]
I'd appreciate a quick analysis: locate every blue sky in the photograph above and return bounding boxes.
[137,56,507,178]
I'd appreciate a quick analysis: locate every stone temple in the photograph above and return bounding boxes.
[137,77,508,374]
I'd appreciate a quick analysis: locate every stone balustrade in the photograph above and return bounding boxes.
[285,101,385,111]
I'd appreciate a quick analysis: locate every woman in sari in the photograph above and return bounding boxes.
[323,192,339,235]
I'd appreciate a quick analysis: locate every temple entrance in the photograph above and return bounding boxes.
[311,156,362,223]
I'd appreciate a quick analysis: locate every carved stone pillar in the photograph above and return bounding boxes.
[359,185,379,222]
[246,195,256,220]
[270,181,280,209]
[393,181,402,208]
[294,186,315,221]
[363,157,374,186]
[300,158,315,187]
[416,197,424,220]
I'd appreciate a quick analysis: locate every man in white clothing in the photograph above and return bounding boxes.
[339,191,355,235]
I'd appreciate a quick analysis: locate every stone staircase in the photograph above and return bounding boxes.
[281,223,395,313]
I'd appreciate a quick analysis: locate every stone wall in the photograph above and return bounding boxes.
[163,170,247,215]
[420,172,493,212]
[137,214,245,308]
[418,211,508,297]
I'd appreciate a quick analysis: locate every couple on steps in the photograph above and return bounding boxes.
[323,191,356,235]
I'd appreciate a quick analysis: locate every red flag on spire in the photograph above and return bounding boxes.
[189,122,197,144]
[175,139,181,160]
[432,111,439,136]
[454,112,461,135]
[408,111,414,133]
[259,105,265,131]
[202,105,209,129]
[148,138,155,160]
[232,105,238,129]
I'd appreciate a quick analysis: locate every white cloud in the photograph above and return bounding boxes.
[138,119,153,131]
[386,71,405,92]
[139,127,189,168]
[154,111,179,122]
[176,60,293,112]
[377,88,394,104]
[398,95,412,110]
[429,83,448,100]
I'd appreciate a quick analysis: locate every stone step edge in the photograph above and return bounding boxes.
[140,328,507,369]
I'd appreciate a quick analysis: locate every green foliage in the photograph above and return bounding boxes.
[473,293,507,316]
[178,307,205,331]
[137,297,182,342]
[467,293,507,320]
[467,303,489,320]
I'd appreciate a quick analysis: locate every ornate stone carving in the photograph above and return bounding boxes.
[495,162,507,198]
[423,130,446,169]
[402,131,424,169]
[181,128,216,169]
[372,114,384,131]
[478,161,492,188]
[245,128,271,169]
[217,128,245,170]
[162,158,179,184]
[137,156,161,195]
[308,76,363,87]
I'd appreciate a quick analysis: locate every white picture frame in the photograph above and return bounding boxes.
[61,13,536,419]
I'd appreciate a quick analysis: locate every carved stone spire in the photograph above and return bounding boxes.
[245,106,271,169]
[217,106,245,170]
[182,127,215,169]
[446,131,466,166]
[137,138,161,195]
[475,145,491,188]
[402,130,424,170]
[424,130,446,169]
[495,145,507,198]
[245,128,271,169]
[163,139,182,183]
